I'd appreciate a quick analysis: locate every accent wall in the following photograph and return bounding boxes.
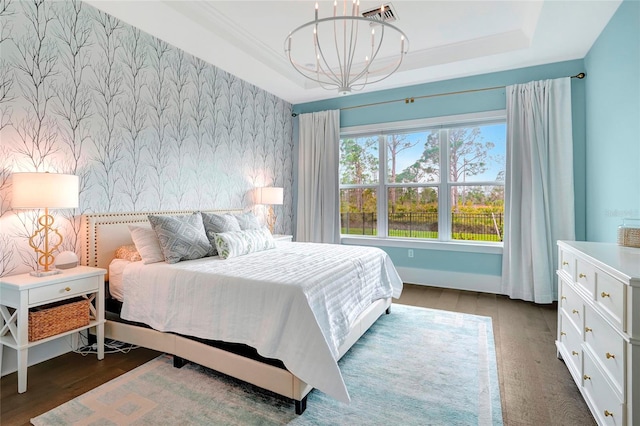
[0,0,294,376]
[0,0,295,278]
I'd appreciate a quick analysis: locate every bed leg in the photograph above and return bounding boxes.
[385,306,391,315]
[173,356,186,369]
[295,396,307,414]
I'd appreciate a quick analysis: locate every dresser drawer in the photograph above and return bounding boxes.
[584,305,625,395]
[583,350,625,426]
[576,258,596,297]
[29,277,99,306]
[595,271,625,330]
[558,312,583,379]
[559,248,575,281]
[559,280,583,335]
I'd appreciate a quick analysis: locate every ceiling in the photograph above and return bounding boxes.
[86,1,622,105]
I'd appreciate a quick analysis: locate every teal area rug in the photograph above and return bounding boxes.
[32,304,502,425]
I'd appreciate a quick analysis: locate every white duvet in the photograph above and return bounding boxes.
[120,242,403,403]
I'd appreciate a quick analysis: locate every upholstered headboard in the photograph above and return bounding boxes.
[80,209,243,279]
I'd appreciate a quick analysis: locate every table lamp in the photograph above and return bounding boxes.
[11,172,79,276]
[257,187,283,234]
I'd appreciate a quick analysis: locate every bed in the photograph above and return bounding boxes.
[80,209,403,414]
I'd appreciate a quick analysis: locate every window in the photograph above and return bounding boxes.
[339,112,506,243]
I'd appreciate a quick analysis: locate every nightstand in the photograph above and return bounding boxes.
[0,266,106,393]
[273,234,293,242]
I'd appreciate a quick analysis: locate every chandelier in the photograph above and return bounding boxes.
[285,1,409,96]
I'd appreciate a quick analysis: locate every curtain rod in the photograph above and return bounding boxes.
[291,72,586,117]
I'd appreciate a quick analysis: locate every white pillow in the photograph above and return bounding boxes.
[214,228,275,259]
[128,225,164,264]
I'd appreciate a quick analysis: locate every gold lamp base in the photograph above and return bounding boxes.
[28,207,64,277]
[267,205,275,234]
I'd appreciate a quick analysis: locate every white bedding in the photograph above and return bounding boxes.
[119,242,403,403]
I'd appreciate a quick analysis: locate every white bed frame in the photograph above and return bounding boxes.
[80,210,392,414]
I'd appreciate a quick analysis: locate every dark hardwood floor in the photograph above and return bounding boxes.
[1,284,595,426]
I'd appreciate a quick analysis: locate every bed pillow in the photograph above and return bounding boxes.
[114,244,142,262]
[235,211,262,230]
[201,212,242,255]
[214,228,276,259]
[148,213,213,264]
[128,225,164,264]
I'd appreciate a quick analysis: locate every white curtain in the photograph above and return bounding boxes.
[296,110,341,243]
[501,78,575,303]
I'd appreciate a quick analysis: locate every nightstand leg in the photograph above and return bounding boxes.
[97,323,104,360]
[17,348,27,393]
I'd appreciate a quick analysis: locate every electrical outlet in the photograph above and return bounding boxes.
[408,249,414,258]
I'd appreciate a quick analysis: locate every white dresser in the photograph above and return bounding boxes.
[556,241,640,426]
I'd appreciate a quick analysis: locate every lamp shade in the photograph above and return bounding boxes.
[12,172,79,209]
[257,187,283,205]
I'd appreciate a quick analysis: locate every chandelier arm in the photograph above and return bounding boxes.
[333,13,346,87]
[349,26,410,86]
[344,11,360,89]
[346,24,384,86]
[350,55,406,89]
[315,30,344,86]
[287,54,342,87]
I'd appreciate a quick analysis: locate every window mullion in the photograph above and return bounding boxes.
[378,134,388,237]
[439,128,450,242]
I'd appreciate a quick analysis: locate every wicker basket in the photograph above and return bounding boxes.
[617,218,640,248]
[28,297,90,342]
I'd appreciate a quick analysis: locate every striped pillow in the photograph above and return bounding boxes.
[214,228,275,259]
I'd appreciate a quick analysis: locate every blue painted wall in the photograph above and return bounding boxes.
[295,60,587,281]
[584,0,640,242]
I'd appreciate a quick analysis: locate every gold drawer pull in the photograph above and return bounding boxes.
[579,273,586,278]
[560,331,566,336]
[601,292,610,298]
[585,327,592,333]
[64,287,71,292]
[562,261,569,266]
[583,374,591,380]
[604,410,614,417]
[561,296,567,300]
[606,352,615,359]
[572,309,579,314]
[572,351,579,356]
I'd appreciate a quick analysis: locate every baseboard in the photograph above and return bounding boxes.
[395,266,503,295]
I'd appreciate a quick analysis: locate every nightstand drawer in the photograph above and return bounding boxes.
[29,277,98,305]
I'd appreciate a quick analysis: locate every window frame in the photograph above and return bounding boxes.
[339,110,506,252]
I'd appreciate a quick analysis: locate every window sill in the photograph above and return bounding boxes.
[340,236,503,254]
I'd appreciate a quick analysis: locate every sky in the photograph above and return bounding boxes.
[391,123,506,183]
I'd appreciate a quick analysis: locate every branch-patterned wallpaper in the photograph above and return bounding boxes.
[0,0,294,277]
